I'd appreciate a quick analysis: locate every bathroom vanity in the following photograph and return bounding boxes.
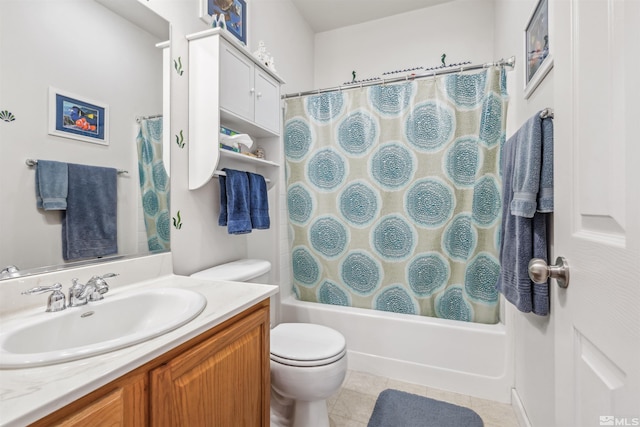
[0,258,278,427]
[32,301,269,426]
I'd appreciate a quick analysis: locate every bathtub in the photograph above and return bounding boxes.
[280,296,513,403]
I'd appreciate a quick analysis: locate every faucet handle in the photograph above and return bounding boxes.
[22,283,66,312]
[22,283,63,295]
[83,274,115,302]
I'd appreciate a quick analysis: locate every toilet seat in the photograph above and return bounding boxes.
[270,323,346,367]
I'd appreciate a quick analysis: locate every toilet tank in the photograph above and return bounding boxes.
[190,259,271,284]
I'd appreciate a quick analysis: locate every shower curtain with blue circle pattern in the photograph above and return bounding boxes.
[136,117,170,251]
[284,67,508,325]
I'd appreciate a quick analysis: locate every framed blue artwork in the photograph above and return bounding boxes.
[48,87,109,145]
[201,0,247,45]
[523,0,553,99]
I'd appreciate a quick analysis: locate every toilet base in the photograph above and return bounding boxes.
[271,388,333,427]
[292,399,330,427]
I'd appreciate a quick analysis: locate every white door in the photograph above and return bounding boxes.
[553,0,640,426]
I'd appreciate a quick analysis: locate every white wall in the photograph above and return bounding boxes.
[313,0,495,89]
[0,0,163,271]
[494,1,555,426]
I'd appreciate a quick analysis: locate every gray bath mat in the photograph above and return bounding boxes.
[368,389,484,427]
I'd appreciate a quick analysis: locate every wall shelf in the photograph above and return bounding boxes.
[219,149,280,168]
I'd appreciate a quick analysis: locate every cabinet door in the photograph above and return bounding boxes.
[32,372,147,427]
[219,41,254,122]
[150,307,270,427]
[254,69,280,134]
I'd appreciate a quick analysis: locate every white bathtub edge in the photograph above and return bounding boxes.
[280,296,514,403]
[347,349,512,403]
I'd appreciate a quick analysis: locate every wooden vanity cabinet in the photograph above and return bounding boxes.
[150,305,270,426]
[30,301,270,427]
[29,372,148,427]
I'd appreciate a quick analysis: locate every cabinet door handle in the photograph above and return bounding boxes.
[250,88,255,94]
[256,92,263,99]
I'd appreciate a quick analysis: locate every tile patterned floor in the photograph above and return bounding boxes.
[327,370,520,427]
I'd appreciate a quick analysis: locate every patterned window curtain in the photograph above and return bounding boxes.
[136,117,170,251]
[284,68,508,325]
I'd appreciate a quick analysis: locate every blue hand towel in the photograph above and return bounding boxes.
[510,113,554,217]
[247,172,270,230]
[62,163,118,261]
[495,114,553,316]
[35,160,68,210]
[537,117,554,213]
[218,174,228,226]
[223,168,252,234]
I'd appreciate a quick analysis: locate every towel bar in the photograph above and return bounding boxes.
[25,159,128,175]
[213,169,271,183]
[539,108,554,119]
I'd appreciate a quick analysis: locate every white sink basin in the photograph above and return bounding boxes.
[0,287,207,368]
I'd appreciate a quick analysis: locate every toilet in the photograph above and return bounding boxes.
[190,259,348,427]
[270,322,347,427]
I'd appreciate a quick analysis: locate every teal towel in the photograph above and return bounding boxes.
[62,164,118,260]
[35,160,68,210]
[223,168,252,234]
[247,172,270,229]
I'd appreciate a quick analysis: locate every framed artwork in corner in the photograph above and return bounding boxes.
[48,87,109,145]
[200,0,248,46]
[524,0,553,99]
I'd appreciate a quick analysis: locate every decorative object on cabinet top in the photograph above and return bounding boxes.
[186,28,285,84]
[253,40,277,73]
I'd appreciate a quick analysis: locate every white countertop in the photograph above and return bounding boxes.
[0,274,278,427]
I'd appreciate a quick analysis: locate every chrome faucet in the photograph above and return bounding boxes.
[22,283,66,312]
[24,274,118,312]
[68,273,118,307]
[68,278,88,307]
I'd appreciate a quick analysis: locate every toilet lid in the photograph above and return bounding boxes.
[270,323,346,367]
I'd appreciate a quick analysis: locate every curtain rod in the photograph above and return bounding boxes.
[282,56,516,100]
[136,114,163,123]
[25,159,128,175]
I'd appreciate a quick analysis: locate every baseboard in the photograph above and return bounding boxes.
[511,388,533,427]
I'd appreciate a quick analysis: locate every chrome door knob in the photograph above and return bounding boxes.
[528,257,570,288]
